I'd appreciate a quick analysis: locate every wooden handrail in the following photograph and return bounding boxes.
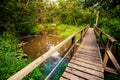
[94,26,117,43]
[106,48,120,74]
[94,26,120,75]
[8,25,89,80]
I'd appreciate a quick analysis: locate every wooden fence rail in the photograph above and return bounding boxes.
[8,25,89,80]
[94,26,120,74]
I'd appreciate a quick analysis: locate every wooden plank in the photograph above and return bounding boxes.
[68,63,104,78]
[66,67,103,80]
[106,49,120,73]
[73,55,100,63]
[62,72,85,80]
[70,59,104,72]
[78,47,98,53]
[104,67,118,74]
[103,52,109,68]
[75,52,100,59]
[77,49,99,56]
[74,53,100,60]
[59,77,68,80]
[72,55,102,67]
[76,50,99,58]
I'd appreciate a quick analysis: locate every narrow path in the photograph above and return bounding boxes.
[60,28,104,80]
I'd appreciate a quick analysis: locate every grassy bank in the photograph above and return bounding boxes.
[0,24,81,80]
[56,24,83,38]
[32,24,84,38]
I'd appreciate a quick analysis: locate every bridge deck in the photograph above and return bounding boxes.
[60,28,104,80]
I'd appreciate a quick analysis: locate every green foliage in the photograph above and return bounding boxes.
[0,33,29,79]
[0,0,39,35]
[56,24,83,38]
[105,72,120,80]
[97,3,120,80]
[32,25,43,34]
[98,5,120,42]
[24,67,47,80]
[43,0,96,26]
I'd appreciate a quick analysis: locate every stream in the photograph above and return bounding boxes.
[21,35,69,79]
[22,35,64,59]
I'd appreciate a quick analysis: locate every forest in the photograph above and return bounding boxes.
[0,0,120,80]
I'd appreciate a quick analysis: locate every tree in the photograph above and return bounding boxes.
[0,0,39,35]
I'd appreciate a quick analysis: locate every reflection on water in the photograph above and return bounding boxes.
[22,35,69,79]
[22,35,63,59]
[44,45,61,74]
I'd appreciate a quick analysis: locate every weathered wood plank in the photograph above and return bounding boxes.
[78,47,98,53]
[66,67,103,80]
[106,49,120,73]
[70,59,104,72]
[74,53,100,60]
[76,50,99,57]
[73,55,100,63]
[68,63,104,78]
[62,72,85,80]
[72,57,102,67]
[59,77,68,80]
[103,51,109,68]
[105,67,118,74]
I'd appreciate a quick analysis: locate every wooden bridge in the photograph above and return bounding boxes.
[8,25,120,80]
[60,28,104,80]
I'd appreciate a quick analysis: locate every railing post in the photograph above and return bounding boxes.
[70,36,75,59]
[80,31,83,43]
[103,40,109,68]
[99,32,102,47]
[83,28,86,37]
[103,40,113,68]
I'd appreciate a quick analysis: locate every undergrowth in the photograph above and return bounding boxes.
[0,33,30,79]
[105,72,120,80]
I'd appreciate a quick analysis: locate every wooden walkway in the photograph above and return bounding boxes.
[60,28,104,80]
[8,26,119,80]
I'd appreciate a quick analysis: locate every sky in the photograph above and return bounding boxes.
[43,0,58,2]
[43,0,59,5]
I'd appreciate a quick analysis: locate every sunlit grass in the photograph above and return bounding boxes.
[56,24,83,38]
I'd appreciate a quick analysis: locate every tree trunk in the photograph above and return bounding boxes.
[95,11,100,26]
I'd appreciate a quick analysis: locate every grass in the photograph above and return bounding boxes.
[32,24,43,34]
[55,24,83,38]
[32,24,84,39]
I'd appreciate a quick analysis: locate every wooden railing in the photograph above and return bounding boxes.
[8,25,89,80]
[94,26,120,74]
